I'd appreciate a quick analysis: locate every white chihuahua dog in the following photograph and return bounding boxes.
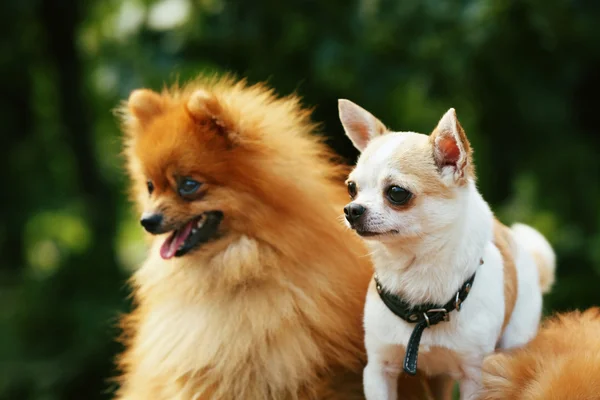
[338,100,555,400]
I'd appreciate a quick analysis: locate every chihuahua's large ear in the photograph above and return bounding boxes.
[338,99,387,152]
[430,108,473,184]
[186,90,238,143]
[127,89,164,125]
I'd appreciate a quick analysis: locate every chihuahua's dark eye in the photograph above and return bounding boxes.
[179,178,201,197]
[386,186,412,205]
[347,181,357,198]
[147,180,154,195]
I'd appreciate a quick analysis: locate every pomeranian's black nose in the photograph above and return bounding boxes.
[344,203,366,225]
[140,213,163,234]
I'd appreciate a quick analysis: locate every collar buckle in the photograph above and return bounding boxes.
[424,308,449,327]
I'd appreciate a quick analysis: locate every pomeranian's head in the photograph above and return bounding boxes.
[120,77,342,262]
[480,308,600,400]
[338,99,474,243]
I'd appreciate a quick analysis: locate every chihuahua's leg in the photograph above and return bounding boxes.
[363,338,404,400]
[458,364,483,400]
[363,358,400,400]
[459,379,481,400]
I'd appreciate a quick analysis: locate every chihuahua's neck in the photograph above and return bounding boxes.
[371,183,493,305]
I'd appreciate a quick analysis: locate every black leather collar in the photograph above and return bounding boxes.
[374,258,482,376]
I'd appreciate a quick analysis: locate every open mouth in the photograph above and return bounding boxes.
[159,211,224,260]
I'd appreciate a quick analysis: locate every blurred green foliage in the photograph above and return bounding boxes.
[1,0,599,398]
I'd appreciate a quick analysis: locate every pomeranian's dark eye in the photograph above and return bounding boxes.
[347,181,357,198]
[147,180,154,195]
[386,186,412,205]
[179,178,201,197]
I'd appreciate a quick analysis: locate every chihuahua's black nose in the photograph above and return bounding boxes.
[344,203,366,225]
[140,213,163,234]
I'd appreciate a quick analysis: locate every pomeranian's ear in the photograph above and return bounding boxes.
[338,99,387,152]
[127,89,163,124]
[430,108,473,184]
[186,90,237,143]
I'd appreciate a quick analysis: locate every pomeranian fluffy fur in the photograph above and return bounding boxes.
[480,307,600,399]
[115,76,452,399]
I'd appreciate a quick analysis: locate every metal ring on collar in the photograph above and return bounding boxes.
[423,312,430,327]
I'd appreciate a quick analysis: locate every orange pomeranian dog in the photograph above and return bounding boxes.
[115,76,453,399]
[480,307,600,399]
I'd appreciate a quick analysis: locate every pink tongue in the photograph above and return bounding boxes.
[160,220,195,260]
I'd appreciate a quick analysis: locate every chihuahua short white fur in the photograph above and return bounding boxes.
[338,100,555,400]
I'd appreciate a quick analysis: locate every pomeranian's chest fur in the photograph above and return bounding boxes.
[117,232,371,400]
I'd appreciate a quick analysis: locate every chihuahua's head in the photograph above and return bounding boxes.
[339,99,475,243]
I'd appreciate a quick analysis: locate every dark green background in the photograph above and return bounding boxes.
[2,0,599,398]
